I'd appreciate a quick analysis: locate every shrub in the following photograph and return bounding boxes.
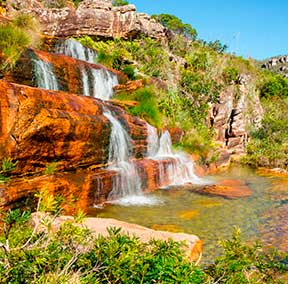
[260,74,288,98]
[223,66,240,84]
[116,87,162,127]
[0,24,30,71]
[152,13,197,40]
[112,0,129,6]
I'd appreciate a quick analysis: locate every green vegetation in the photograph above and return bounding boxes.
[152,13,197,40]
[0,14,40,72]
[243,96,288,169]
[112,0,129,6]
[260,73,288,98]
[76,33,261,161]
[0,158,18,183]
[44,162,58,175]
[0,207,286,283]
[116,87,161,127]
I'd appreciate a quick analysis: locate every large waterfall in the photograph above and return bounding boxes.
[55,38,97,63]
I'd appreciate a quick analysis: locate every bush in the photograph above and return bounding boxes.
[243,96,288,169]
[0,14,40,72]
[112,0,129,6]
[0,24,30,71]
[116,87,162,127]
[152,13,197,40]
[0,209,287,283]
[260,74,288,98]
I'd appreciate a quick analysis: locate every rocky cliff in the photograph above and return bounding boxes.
[6,0,168,41]
[209,75,263,155]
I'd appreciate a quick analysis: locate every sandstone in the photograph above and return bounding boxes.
[6,0,168,42]
[0,80,148,174]
[6,48,126,94]
[43,215,202,263]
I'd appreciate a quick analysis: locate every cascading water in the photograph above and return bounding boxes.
[147,125,206,186]
[54,38,118,99]
[91,69,118,100]
[103,111,160,206]
[32,58,59,90]
[104,111,141,199]
[55,38,97,63]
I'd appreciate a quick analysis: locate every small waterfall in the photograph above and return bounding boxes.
[91,69,118,100]
[103,110,142,202]
[147,123,159,157]
[32,58,58,90]
[55,38,97,63]
[54,38,118,99]
[147,125,205,186]
[81,68,90,97]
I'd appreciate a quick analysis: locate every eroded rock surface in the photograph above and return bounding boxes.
[6,0,167,42]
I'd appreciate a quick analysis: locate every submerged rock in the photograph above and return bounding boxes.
[192,179,252,199]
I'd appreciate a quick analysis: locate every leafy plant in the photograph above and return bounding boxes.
[112,0,129,6]
[152,13,197,40]
[44,161,58,175]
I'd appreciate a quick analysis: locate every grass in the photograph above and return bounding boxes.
[0,14,40,72]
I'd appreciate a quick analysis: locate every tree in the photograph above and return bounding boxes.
[152,13,197,40]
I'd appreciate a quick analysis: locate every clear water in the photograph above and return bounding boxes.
[92,166,287,262]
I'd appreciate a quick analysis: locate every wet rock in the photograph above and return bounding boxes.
[0,80,148,174]
[192,179,252,199]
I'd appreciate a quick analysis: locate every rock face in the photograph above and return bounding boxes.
[0,80,148,174]
[208,77,263,154]
[261,55,288,78]
[6,0,167,42]
[5,48,125,96]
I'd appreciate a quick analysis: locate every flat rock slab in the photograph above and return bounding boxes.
[192,179,252,199]
[54,216,202,263]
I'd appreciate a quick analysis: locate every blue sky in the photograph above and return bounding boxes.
[130,0,287,60]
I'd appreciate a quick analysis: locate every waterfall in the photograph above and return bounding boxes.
[54,38,118,99]
[55,38,97,64]
[147,125,205,186]
[32,58,58,90]
[81,68,90,97]
[103,111,142,200]
[91,69,118,100]
[146,123,159,157]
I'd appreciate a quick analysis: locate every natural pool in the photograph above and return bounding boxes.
[89,166,288,262]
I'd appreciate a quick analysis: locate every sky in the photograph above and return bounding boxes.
[130,0,287,60]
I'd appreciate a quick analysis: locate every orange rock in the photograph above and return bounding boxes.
[151,224,183,233]
[193,179,252,199]
[114,79,143,93]
[178,210,199,220]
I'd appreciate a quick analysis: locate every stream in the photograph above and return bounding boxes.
[89,165,288,263]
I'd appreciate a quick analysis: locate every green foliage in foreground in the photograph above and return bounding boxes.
[243,96,288,169]
[0,209,286,284]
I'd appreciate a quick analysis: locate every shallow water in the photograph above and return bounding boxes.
[89,166,288,262]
